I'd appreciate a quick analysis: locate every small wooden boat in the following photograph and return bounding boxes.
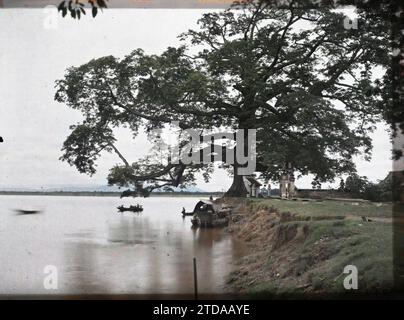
[191,217,199,228]
[181,207,194,216]
[16,209,41,215]
[117,204,143,213]
[189,200,231,228]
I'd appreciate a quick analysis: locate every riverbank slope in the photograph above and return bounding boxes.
[222,198,394,297]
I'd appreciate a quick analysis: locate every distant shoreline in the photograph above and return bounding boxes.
[0,191,223,197]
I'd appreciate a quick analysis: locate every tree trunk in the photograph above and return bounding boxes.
[224,126,251,197]
[225,168,248,197]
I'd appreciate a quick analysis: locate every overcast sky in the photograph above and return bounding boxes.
[0,8,393,191]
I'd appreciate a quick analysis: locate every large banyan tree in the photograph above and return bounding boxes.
[55,0,389,197]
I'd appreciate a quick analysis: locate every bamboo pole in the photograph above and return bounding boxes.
[193,257,198,300]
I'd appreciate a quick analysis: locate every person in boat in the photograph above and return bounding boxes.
[117,204,143,212]
[181,207,194,216]
[130,204,143,211]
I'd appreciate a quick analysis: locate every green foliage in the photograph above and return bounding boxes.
[60,123,116,175]
[362,183,385,202]
[311,178,322,190]
[344,174,369,196]
[338,178,345,191]
[249,198,392,218]
[58,0,107,19]
[55,1,389,195]
[342,173,393,202]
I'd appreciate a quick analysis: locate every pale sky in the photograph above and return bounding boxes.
[0,8,393,191]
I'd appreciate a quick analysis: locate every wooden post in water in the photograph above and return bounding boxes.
[229,209,232,231]
[193,257,198,300]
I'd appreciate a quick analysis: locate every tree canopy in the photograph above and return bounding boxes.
[55,0,390,196]
[57,0,108,18]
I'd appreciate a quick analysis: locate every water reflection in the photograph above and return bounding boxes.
[0,196,246,295]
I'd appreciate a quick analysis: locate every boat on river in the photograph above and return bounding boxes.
[117,204,143,213]
[181,207,194,216]
[189,200,231,228]
[15,209,41,215]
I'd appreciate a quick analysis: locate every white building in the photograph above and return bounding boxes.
[243,176,262,198]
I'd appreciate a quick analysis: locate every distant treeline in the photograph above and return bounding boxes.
[0,191,224,197]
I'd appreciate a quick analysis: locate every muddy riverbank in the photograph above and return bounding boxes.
[221,198,393,297]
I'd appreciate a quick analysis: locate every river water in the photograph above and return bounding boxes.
[0,195,246,296]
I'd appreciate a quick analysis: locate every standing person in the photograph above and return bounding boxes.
[260,185,266,198]
[288,174,296,199]
[267,183,271,198]
[280,173,288,198]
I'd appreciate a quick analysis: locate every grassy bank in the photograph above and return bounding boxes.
[247,198,392,219]
[225,198,393,297]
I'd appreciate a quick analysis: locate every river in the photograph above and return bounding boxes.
[0,195,246,296]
